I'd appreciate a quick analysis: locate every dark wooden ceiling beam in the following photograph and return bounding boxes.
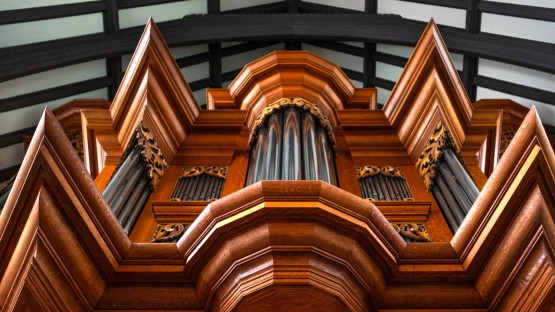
[2,14,555,83]
[0,166,19,183]
[0,77,111,113]
[298,2,361,14]
[473,76,555,105]
[478,1,555,22]
[223,2,287,13]
[304,41,364,57]
[397,0,466,9]
[118,0,187,10]
[364,0,377,88]
[462,0,480,101]
[0,2,106,25]
[0,127,35,149]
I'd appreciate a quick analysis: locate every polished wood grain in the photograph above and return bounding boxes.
[1,19,554,311]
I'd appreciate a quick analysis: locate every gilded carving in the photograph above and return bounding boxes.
[67,129,84,161]
[249,97,335,148]
[415,121,455,190]
[357,165,413,201]
[391,223,431,242]
[357,165,404,179]
[179,166,228,179]
[136,122,168,190]
[499,129,515,157]
[150,223,188,243]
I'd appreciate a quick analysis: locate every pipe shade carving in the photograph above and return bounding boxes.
[357,166,413,201]
[246,101,337,186]
[102,121,168,234]
[416,122,480,232]
[170,166,227,201]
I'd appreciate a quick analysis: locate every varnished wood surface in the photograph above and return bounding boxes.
[1,19,555,311]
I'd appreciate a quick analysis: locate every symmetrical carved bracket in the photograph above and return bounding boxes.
[179,166,228,180]
[151,223,189,243]
[170,166,228,201]
[415,121,457,190]
[136,121,168,190]
[391,223,431,242]
[249,97,335,148]
[357,165,405,179]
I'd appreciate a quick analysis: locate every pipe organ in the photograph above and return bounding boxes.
[1,19,555,312]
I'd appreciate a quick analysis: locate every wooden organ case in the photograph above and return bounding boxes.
[1,19,555,311]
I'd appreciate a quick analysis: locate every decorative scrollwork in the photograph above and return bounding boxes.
[136,122,168,190]
[391,223,431,242]
[499,129,515,157]
[249,97,335,149]
[179,166,228,179]
[150,223,188,243]
[67,129,84,161]
[415,121,455,190]
[357,165,404,179]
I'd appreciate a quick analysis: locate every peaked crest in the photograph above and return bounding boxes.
[83,19,199,168]
[384,20,473,161]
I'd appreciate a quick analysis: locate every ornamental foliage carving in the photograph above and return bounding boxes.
[499,129,515,157]
[415,121,456,190]
[67,129,84,161]
[391,223,431,242]
[151,223,188,243]
[136,121,169,189]
[180,165,228,179]
[249,97,335,148]
[357,165,404,179]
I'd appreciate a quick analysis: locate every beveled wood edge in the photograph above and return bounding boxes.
[383,20,473,161]
[81,19,200,169]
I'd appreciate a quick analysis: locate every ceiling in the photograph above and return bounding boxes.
[0,0,554,184]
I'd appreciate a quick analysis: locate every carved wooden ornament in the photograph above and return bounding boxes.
[1,19,555,312]
[415,121,456,190]
[136,121,168,189]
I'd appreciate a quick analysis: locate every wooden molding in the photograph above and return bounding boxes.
[81,19,200,171]
[207,50,377,134]
[2,20,555,311]
[383,19,473,162]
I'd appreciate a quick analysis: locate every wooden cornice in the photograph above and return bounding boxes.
[82,19,200,167]
[452,107,555,310]
[1,107,555,310]
[207,51,377,134]
[384,20,473,162]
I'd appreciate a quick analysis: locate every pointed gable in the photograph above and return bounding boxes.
[383,20,473,161]
[452,106,555,310]
[83,19,199,167]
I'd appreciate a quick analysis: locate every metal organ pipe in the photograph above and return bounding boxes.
[247,106,337,186]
